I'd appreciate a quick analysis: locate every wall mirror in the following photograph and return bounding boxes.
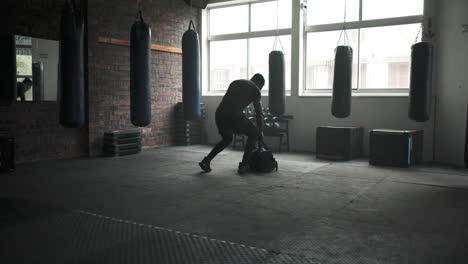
[15,35,59,102]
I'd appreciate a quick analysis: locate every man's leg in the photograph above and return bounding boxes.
[205,132,233,161]
[19,90,25,101]
[199,132,233,172]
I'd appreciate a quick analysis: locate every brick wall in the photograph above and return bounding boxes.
[87,0,198,155]
[3,0,87,163]
[2,0,198,162]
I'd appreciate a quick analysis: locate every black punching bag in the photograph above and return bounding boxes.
[409,41,433,122]
[331,46,353,118]
[32,62,44,101]
[182,20,201,120]
[59,2,85,128]
[0,35,16,105]
[269,50,286,116]
[465,104,468,168]
[130,12,152,127]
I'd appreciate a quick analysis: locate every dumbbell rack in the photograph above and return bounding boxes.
[102,130,142,156]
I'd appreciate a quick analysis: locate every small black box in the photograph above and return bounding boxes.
[103,130,141,140]
[369,129,423,167]
[316,126,364,160]
[103,130,142,157]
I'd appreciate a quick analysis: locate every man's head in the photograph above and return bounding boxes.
[250,73,265,90]
[22,78,32,89]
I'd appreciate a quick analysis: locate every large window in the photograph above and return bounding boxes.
[209,39,247,91]
[15,36,33,101]
[204,0,427,96]
[305,0,424,94]
[207,0,292,94]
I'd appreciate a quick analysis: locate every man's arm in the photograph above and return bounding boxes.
[253,100,264,139]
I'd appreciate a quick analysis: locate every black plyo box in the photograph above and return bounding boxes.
[103,130,141,140]
[369,129,423,167]
[316,126,363,160]
[103,137,141,145]
[103,130,142,157]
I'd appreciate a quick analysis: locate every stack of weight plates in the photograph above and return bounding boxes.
[103,130,142,156]
[174,102,207,146]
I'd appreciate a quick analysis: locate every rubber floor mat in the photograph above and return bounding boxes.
[0,209,318,264]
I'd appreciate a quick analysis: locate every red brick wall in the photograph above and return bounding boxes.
[87,0,198,155]
[2,0,198,161]
[3,0,88,163]
[0,104,87,162]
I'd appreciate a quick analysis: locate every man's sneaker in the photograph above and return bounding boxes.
[238,162,250,174]
[199,157,212,172]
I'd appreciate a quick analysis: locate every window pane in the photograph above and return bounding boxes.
[209,5,249,35]
[210,40,247,91]
[249,35,291,92]
[16,54,32,75]
[306,30,358,90]
[251,0,292,31]
[359,24,420,89]
[307,0,359,25]
[363,0,423,20]
[15,35,32,45]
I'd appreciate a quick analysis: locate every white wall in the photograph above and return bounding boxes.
[203,95,435,160]
[433,0,468,166]
[32,38,59,101]
[202,0,468,166]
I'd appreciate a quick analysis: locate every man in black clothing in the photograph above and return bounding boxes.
[199,73,265,174]
[16,78,32,101]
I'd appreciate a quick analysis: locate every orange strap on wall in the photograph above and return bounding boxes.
[97,37,182,54]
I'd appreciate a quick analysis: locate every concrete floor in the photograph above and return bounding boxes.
[1,145,468,263]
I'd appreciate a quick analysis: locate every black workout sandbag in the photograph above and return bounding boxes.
[269,50,286,116]
[408,41,433,122]
[0,35,16,105]
[249,141,278,173]
[59,2,85,128]
[182,21,201,120]
[130,14,152,127]
[331,46,353,118]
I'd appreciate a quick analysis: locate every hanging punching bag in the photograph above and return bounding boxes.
[0,35,17,105]
[408,41,433,122]
[465,104,468,168]
[32,62,44,101]
[59,1,85,128]
[269,50,286,116]
[130,12,152,127]
[331,46,353,118]
[182,20,201,120]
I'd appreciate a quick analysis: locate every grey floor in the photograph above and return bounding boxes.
[1,145,468,263]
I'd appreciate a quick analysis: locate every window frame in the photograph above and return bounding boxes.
[202,0,430,98]
[205,0,292,96]
[302,0,424,96]
[15,41,33,81]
